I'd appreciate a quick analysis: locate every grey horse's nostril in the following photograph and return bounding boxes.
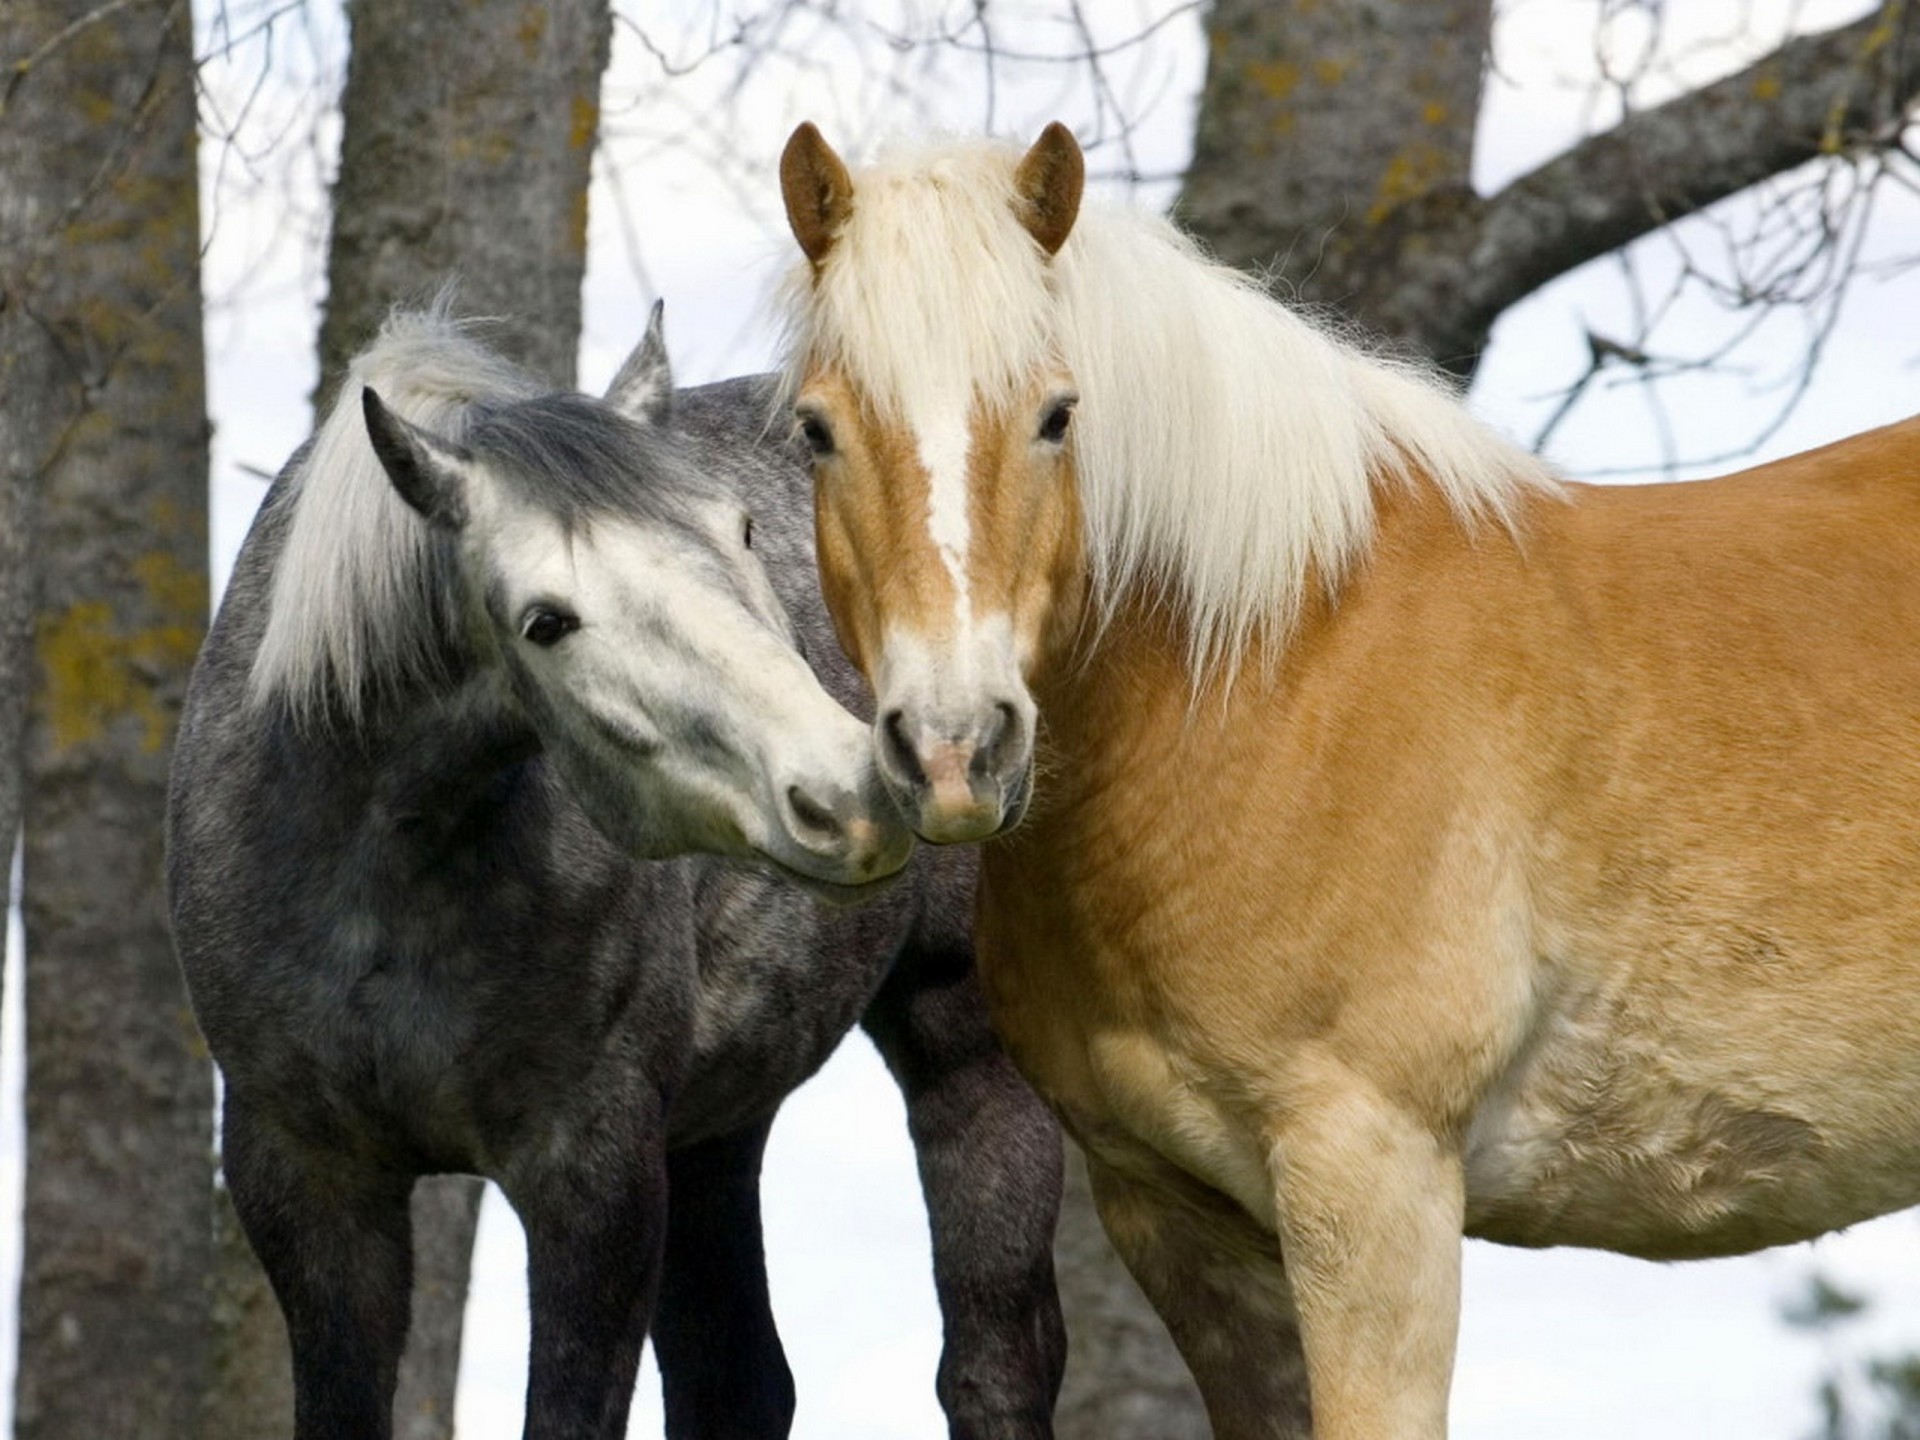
[786,784,844,845]
[880,709,927,787]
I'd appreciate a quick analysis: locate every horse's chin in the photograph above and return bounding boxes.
[751,850,908,907]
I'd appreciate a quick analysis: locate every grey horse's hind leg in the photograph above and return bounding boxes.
[220,1093,415,1440]
[862,936,1067,1440]
[651,1118,796,1439]
[510,1090,670,1440]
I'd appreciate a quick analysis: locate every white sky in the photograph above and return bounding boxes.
[7,2,1920,1436]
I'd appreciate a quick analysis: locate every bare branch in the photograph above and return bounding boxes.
[1465,1,1920,330]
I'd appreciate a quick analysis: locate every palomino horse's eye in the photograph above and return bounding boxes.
[520,607,580,647]
[1038,395,1077,445]
[796,410,836,458]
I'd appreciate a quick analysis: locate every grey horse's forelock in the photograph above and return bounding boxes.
[465,392,724,535]
[247,310,561,727]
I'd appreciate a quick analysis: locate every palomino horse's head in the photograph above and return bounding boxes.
[361,307,914,894]
[778,122,1088,843]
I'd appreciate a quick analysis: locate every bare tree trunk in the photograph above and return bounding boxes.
[0,3,215,1438]
[1179,0,1494,371]
[0,6,51,1019]
[393,1179,489,1440]
[203,4,613,1436]
[317,0,612,398]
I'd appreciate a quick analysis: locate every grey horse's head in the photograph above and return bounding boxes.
[356,306,913,892]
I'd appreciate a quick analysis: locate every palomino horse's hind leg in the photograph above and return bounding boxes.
[220,1093,414,1440]
[1084,1152,1313,1440]
[510,1091,670,1440]
[861,931,1068,1440]
[651,1118,796,1438]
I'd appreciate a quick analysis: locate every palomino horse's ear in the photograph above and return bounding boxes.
[605,298,672,427]
[781,122,854,266]
[1014,122,1084,257]
[362,387,472,530]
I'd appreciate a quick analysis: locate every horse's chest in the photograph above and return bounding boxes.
[671,872,886,1140]
[974,860,1280,1224]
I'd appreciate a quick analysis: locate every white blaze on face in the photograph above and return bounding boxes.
[911,395,974,630]
[879,399,1038,774]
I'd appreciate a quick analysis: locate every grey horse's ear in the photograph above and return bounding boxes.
[362,387,473,529]
[604,300,672,427]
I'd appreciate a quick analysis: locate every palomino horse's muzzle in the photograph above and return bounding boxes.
[876,698,1033,844]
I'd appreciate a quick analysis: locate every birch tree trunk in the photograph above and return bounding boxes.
[0,3,215,1437]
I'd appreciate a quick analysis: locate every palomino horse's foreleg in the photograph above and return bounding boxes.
[862,933,1068,1440]
[1268,1076,1466,1440]
[509,1090,670,1440]
[219,1093,414,1440]
[1084,1151,1313,1440]
[652,1118,796,1438]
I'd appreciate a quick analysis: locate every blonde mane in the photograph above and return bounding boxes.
[249,307,541,724]
[778,138,1557,678]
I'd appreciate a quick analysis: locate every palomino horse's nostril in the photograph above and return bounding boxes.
[785,784,845,846]
[880,709,928,787]
[973,701,1022,778]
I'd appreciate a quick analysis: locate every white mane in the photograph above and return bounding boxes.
[248,308,541,724]
[779,138,1557,679]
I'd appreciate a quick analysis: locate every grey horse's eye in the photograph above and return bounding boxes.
[742,514,755,550]
[520,607,580,647]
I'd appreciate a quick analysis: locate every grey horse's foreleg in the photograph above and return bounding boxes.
[651,1118,796,1439]
[862,939,1067,1440]
[508,1091,670,1440]
[221,1093,415,1440]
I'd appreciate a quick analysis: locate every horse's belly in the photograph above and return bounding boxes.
[1460,999,1920,1259]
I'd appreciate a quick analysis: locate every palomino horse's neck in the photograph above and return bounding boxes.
[992,476,1494,969]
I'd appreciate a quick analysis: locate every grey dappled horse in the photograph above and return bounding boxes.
[165,307,1065,1440]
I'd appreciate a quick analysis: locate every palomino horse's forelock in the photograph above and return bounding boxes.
[774,140,1059,435]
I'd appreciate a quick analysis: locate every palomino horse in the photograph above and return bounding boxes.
[168,304,1065,1440]
[774,121,1920,1438]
